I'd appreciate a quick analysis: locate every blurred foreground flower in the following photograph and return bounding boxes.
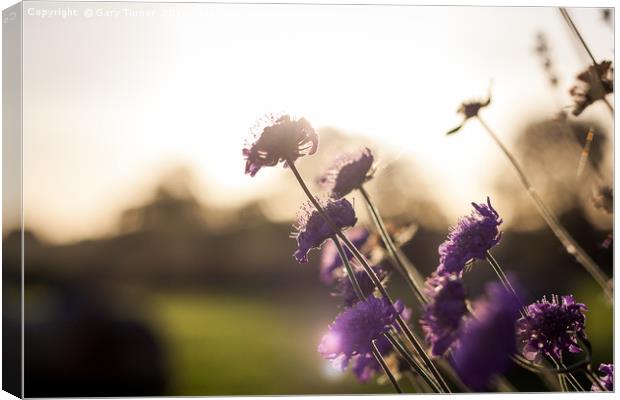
[516,294,588,362]
[437,197,502,275]
[318,148,375,198]
[319,227,370,284]
[293,198,357,263]
[569,61,614,116]
[318,296,402,369]
[420,273,467,356]
[243,114,318,176]
[592,363,613,391]
[452,281,521,391]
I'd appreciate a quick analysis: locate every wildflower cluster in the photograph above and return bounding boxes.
[243,112,607,393]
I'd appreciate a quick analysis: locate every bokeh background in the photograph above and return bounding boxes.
[2,3,614,396]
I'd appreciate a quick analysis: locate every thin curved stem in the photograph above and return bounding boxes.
[331,237,364,300]
[371,341,403,393]
[384,332,443,393]
[358,185,427,305]
[485,251,523,314]
[476,116,612,302]
[286,159,450,393]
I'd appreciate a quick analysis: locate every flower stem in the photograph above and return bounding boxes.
[286,159,450,393]
[331,237,365,300]
[476,116,613,302]
[384,332,443,393]
[331,237,408,393]
[485,251,524,314]
[371,341,403,393]
[358,185,428,305]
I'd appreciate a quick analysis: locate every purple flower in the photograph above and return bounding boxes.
[420,272,468,356]
[243,114,319,177]
[516,294,588,361]
[334,265,389,307]
[452,281,521,391]
[338,300,411,383]
[437,197,502,275]
[319,227,370,284]
[293,198,357,263]
[318,148,374,198]
[592,363,613,392]
[318,296,402,369]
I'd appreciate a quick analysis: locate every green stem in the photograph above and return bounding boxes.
[286,159,450,393]
[384,332,443,393]
[476,116,612,302]
[358,185,428,305]
[371,341,403,393]
[485,251,524,314]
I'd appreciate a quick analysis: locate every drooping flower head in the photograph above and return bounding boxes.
[324,299,410,383]
[293,198,357,263]
[319,227,370,284]
[318,296,401,369]
[592,363,613,392]
[420,272,468,356]
[334,264,389,307]
[452,280,521,391]
[318,148,375,198]
[243,114,319,177]
[437,197,502,275]
[569,61,614,116]
[516,294,588,361]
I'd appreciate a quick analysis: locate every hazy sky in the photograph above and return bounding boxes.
[18,3,614,243]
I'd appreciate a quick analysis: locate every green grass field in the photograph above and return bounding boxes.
[147,292,395,395]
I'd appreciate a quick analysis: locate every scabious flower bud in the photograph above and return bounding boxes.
[592,363,613,392]
[516,294,588,362]
[293,198,357,263]
[318,148,375,199]
[419,272,467,356]
[452,281,521,391]
[243,114,318,177]
[437,197,502,276]
[319,227,370,284]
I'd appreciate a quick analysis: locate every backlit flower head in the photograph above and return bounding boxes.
[437,197,502,275]
[319,227,370,284]
[446,90,491,135]
[326,299,410,382]
[570,61,614,116]
[420,272,468,356]
[592,363,613,392]
[452,280,521,391]
[243,113,319,177]
[318,296,402,369]
[334,264,389,307]
[293,198,357,263]
[517,294,588,361]
[318,148,375,198]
